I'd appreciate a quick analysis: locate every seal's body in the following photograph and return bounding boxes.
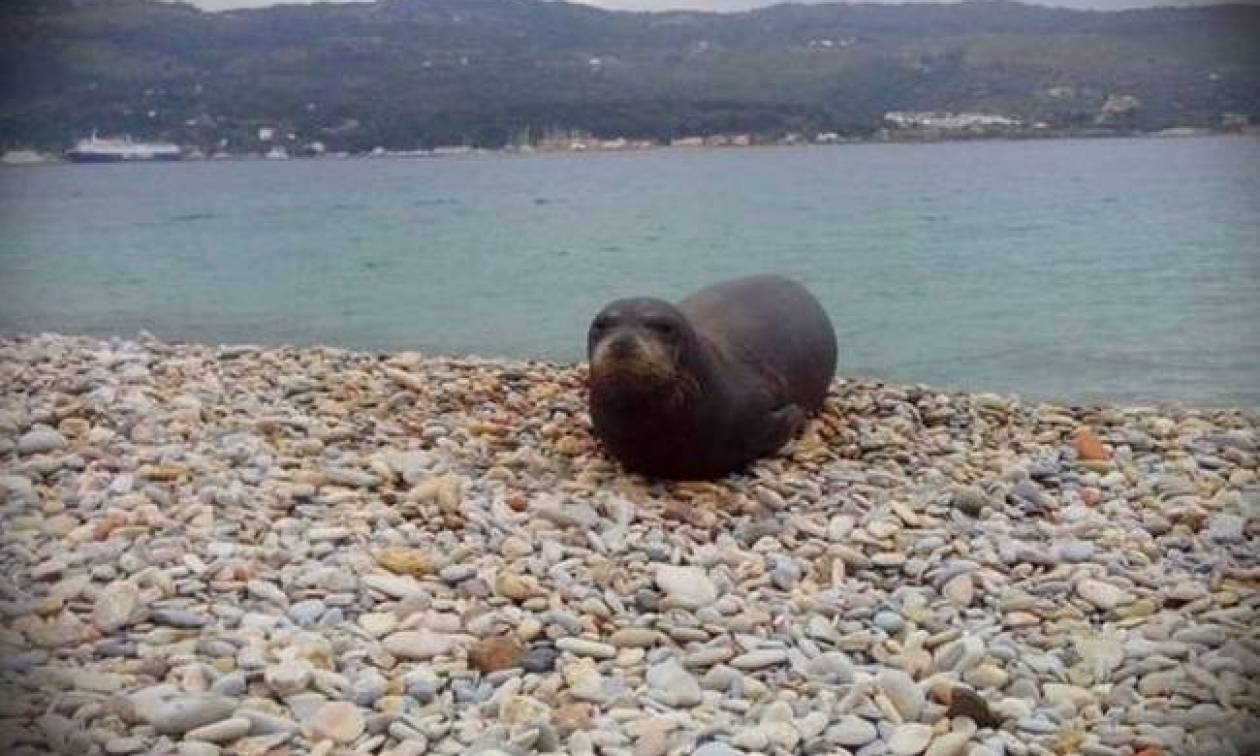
[587,275,837,479]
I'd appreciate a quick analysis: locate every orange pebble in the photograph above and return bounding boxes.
[1074,427,1111,461]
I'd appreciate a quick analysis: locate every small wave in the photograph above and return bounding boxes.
[170,212,217,222]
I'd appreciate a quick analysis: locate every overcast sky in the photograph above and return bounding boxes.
[183,0,1247,13]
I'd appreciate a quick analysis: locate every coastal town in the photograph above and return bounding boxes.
[2,108,1253,166]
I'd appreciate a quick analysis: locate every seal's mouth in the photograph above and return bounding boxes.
[589,332,679,385]
[589,333,702,411]
[589,330,690,390]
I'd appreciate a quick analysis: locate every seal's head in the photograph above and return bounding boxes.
[587,298,698,397]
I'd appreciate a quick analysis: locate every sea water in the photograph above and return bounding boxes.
[2,136,1257,406]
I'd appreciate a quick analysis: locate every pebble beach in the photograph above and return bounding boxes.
[0,333,1256,756]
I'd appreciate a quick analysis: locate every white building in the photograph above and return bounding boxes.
[884,111,1022,130]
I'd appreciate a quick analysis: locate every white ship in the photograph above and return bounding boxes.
[66,134,182,163]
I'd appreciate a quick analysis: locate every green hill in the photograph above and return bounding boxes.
[2,0,1257,151]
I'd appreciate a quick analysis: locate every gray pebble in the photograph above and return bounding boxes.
[18,428,68,455]
[874,610,905,634]
[405,669,440,701]
[1059,540,1096,562]
[287,599,326,626]
[770,558,801,590]
[351,669,387,707]
[209,672,246,697]
[522,645,559,673]
[151,608,211,628]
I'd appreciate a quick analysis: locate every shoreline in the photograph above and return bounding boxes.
[4,129,1256,168]
[3,330,1254,414]
[1,333,1257,755]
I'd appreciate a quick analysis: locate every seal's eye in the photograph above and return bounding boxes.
[645,319,677,338]
[591,316,614,334]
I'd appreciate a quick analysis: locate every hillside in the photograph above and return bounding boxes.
[2,0,1258,151]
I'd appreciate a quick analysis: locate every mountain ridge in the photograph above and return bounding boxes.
[2,0,1257,150]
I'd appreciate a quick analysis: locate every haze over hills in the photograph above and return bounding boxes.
[2,0,1258,152]
[182,0,1260,12]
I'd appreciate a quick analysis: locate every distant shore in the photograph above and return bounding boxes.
[4,126,1255,167]
[1,332,1256,754]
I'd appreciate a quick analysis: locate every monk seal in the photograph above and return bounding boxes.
[586,274,837,479]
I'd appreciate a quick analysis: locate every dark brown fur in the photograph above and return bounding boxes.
[587,274,837,479]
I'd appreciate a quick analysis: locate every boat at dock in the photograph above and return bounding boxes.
[65,134,182,163]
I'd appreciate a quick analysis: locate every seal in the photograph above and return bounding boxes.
[587,274,837,479]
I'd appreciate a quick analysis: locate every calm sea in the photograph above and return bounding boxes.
[2,137,1257,406]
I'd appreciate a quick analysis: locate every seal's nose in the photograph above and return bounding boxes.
[608,333,637,359]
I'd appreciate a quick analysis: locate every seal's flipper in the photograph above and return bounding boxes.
[750,403,807,457]
[771,403,807,437]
